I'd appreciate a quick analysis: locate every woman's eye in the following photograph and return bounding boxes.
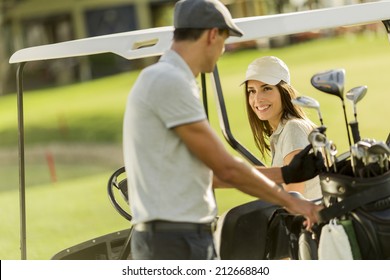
[263,86,273,92]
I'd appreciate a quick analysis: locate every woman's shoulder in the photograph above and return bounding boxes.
[282,118,316,137]
[285,117,315,131]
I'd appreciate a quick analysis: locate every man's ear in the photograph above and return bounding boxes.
[207,28,219,43]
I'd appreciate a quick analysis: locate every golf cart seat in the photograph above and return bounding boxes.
[214,191,321,260]
[214,200,292,260]
[51,228,132,260]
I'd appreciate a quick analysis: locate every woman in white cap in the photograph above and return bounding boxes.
[243,56,321,200]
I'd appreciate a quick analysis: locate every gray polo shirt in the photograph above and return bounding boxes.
[123,49,217,224]
[270,118,322,200]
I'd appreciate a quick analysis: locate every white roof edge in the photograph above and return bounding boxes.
[230,1,390,43]
[9,1,390,64]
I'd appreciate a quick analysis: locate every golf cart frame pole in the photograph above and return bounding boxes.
[212,66,265,166]
[204,68,264,166]
[16,62,27,260]
[201,73,209,120]
[383,20,390,42]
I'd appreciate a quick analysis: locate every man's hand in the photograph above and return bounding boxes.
[281,144,324,184]
[284,197,324,231]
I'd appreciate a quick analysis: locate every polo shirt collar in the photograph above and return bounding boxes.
[271,119,287,138]
[160,49,195,81]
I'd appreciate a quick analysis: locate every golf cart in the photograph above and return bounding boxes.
[10,1,390,260]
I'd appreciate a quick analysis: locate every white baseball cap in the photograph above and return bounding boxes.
[242,56,290,85]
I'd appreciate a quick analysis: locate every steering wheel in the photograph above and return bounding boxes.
[107,166,132,221]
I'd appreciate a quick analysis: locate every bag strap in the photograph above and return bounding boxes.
[319,183,390,223]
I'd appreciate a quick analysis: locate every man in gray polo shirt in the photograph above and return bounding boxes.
[123,0,324,260]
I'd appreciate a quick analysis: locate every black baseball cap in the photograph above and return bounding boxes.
[174,0,244,37]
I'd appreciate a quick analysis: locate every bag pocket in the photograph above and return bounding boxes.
[350,208,390,259]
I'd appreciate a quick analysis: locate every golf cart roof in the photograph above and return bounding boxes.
[9,1,390,64]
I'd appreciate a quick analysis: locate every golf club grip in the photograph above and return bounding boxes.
[349,121,361,144]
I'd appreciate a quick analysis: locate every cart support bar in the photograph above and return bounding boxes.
[17,62,27,260]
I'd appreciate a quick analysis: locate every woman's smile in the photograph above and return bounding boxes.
[255,104,271,113]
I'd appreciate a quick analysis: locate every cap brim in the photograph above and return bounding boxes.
[240,75,281,86]
[228,26,243,37]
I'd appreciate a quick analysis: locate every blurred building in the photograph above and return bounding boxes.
[1,0,180,93]
[0,0,372,94]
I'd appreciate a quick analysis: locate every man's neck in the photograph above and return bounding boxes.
[171,41,202,78]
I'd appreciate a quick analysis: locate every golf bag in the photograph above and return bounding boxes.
[215,194,315,260]
[318,166,390,259]
[296,69,390,259]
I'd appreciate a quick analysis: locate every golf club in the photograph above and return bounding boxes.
[357,140,372,177]
[368,141,390,174]
[308,129,329,172]
[292,96,324,126]
[346,85,367,122]
[346,85,367,143]
[350,144,363,176]
[326,140,338,172]
[311,68,352,147]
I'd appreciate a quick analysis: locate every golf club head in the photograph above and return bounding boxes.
[367,142,390,175]
[292,96,323,125]
[311,69,345,100]
[308,130,329,171]
[326,140,338,172]
[357,140,372,150]
[292,96,320,109]
[326,140,338,156]
[308,130,327,146]
[346,85,367,105]
[368,141,390,156]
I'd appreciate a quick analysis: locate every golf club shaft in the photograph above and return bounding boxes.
[342,101,352,147]
[318,111,324,126]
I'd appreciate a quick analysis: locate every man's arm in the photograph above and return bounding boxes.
[174,120,322,229]
[255,166,284,184]
[173,120,322,226]
[174,120,283,201]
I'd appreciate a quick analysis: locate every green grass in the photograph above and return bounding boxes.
[1,31,390,259]
[0,72,137,146]
[0,173,129,259]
